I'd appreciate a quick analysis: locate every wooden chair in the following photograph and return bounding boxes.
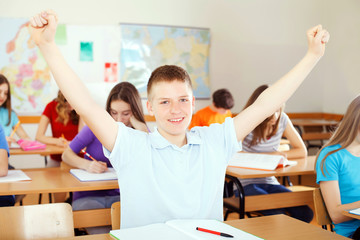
[0,203,74,239]
[313,188,333,231]
[111,201,121,230]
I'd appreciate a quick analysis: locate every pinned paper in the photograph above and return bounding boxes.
[55,24,67,45]
[104,62,118,83]
[80,42,94,61]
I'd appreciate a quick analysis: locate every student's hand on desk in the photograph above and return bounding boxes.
[306,25,330,58]
[29,10,58,46]
[54,137,68,147]
[6,136,16,147]
[86,161,108,173]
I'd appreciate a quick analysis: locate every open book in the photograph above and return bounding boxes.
[110,219,263,240]
[228,152,297,171]
[70,168,117,182]
[0,170,31,183]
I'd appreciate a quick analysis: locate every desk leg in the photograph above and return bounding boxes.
[225,174,245,219]
[44,156,48,166]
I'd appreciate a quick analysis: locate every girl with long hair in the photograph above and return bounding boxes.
[236,84,313,222]
[62,82,147,234]
[316,95,360,238]
[0,74,31,145]
[36,90,82,167]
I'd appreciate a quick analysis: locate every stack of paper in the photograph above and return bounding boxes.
[70,168,117,182]
[0,170,31,182]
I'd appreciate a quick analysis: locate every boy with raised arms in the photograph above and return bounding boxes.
[30,10,329,228]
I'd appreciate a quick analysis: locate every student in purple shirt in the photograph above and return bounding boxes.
[62,82,147,234]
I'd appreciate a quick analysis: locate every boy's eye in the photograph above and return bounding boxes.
[160,101,169,104]
[180,98,188,102]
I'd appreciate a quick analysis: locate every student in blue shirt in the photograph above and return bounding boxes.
[30,10,329,228]
[0,125,15,207]
[316,95,360,239]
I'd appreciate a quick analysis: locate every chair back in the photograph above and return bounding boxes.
[0,203,74,239]
[313,188,333,228]
[111,201,121,230]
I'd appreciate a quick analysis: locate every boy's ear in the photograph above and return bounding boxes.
[192,96,195,113]
[146,100,154,116]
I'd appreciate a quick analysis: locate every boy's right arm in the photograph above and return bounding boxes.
[30,10,117,151]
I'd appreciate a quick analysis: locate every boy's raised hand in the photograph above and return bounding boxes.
[29,10,58,46]
[307,25,330,58]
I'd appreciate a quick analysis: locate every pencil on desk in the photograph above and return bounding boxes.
[81,148,98,162]
[10,121,21,138]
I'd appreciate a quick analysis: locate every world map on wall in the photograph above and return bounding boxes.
[0,18,55,115]
[119,24,211,98]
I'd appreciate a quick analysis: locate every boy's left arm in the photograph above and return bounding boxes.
[234,25,329,141]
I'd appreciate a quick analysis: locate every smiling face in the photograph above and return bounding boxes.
[147,80,195,141]
[0,83,9,107]
[110,100,132,126]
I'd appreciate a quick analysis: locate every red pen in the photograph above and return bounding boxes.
[196,227,234,238]
[81,148,98,162]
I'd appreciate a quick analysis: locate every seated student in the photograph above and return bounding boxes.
[30,10,329,228]
[235,84,313,222]
[0,74,31,146]
[189,88,234,129]
[316,95,360,239]
[36,90,83,167]
[0,125,15,207]
[62,82,147,234]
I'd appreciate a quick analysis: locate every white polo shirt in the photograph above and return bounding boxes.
[103,117,240,229]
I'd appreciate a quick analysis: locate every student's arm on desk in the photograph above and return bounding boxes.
[320,181,360,224]
[14,124,31,141]
[35,115,67,147]
[281,120,307,159]
[0,149,8,177]
[62,147,107,173]
[30,10,117,152]
[234,25,329,142]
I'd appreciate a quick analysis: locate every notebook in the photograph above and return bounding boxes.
[110,219,263,240]
[349,208,360,216]
[70,168,117,182]
[17,139,46,151]
[0,170,31,183]
[229,152,297,171]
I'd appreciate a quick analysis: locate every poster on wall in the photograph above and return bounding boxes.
[119,23,211,98]
[0,18,57,115]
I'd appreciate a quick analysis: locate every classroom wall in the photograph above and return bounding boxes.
[3,0,359,168]
[1,0,360,114]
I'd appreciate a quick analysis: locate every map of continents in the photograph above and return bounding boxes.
[0,18,54,114]
[120,24,210,98]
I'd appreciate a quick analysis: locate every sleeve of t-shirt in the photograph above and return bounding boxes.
[282,112,289,127]
[193,117,241,165]
[42,101,55,119]
[103,122,148,172]
[316,149,339,184]
[0,126,9,156]
[10,111,19,129]
[69,126,95,154]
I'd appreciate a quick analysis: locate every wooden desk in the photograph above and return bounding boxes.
[53,215,347,240]
[291,119,339,127]
[343,210,360,220]
[0,168,118,195]
[10,145,65,156]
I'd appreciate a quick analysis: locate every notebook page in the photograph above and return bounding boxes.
[167,219,263,240]
[349,208,360,216]
[110,223,194,240]
[0,170,31,182]
[229,152,283,171]
[70,168,117,182]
